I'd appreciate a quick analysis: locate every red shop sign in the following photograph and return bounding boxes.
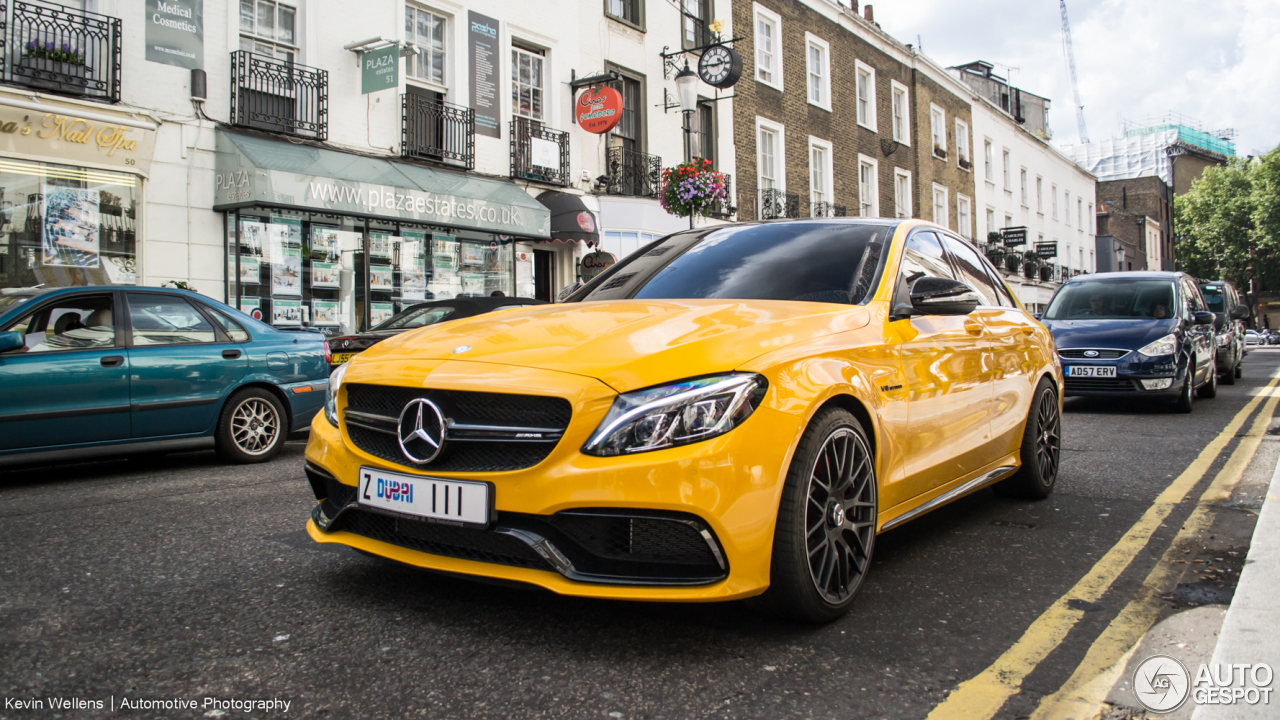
[576,86,623,134]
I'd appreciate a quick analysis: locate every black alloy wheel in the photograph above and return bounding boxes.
[995,378,1060,499]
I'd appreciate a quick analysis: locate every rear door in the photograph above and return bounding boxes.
[0,291,131,451]
[126,292,248,438]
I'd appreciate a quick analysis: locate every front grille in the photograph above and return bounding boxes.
[343,384,571,472]
[1065,377,1137,392]
[335,510,552,570]
[1059,349,1130,359]
[550,513,717,566]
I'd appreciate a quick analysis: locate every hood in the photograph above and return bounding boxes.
[1043,317,1181,351]
[359,299,870,393]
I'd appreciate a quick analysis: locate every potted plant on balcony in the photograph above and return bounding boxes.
[1022,250,1039,279]
[661,159,728,228]
[1005,253,1021,273]
[18,40,91,95]
[1039,263,1054,282]
[958,156,973,171]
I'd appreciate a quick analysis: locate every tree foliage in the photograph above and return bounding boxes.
[1176,149,1280,312]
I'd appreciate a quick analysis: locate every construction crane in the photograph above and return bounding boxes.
[1060,0,1089,143]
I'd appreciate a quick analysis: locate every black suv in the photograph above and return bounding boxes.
[1198,280,1249,383]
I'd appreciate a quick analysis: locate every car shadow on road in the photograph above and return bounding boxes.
[1063,396,1178,415]
[0,444,308,490]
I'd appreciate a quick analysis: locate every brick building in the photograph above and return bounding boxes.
[1095,177,1175,270]
[731,0,976,233]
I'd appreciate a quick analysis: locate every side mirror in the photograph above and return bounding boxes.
[1230,304,1250,320]
[0,330,22,354]
[1193,311,1216,326]
[1032,313,1043,321]
[556,281,584,303]
[908,277,980,316]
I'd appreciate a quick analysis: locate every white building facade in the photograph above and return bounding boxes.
[967,94,1097,311]
[0,0,734,333]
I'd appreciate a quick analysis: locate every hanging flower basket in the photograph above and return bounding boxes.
[660,159,728,220]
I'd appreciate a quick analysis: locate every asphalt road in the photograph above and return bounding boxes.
[4,351,1280,720]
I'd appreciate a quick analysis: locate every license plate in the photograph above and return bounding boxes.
[330,352,357,365]
[1067,365,1117,378]
[357,467,491,527]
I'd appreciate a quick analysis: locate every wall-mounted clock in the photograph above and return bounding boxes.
[697,44,743,89]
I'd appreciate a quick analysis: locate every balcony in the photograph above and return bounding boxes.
[230,51,328,141]
[510,117,570,186]
[708,173,735,219]
[761,188,799,219]
[401,93,474,169]
[811,201,847,218]
[0,1,121,103]
[603,147,661,198]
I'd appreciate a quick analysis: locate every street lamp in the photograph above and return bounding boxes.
[674,61,698,228]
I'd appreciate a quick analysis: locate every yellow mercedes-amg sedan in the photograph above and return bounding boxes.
[305,219,1062,622]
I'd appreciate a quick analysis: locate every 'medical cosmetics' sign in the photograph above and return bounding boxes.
[145,0,203,69]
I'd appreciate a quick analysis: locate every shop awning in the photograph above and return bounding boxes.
[213,130,551,239]
[536,190,600,244]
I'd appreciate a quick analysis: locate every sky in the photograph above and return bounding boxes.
[872,0,1280,157]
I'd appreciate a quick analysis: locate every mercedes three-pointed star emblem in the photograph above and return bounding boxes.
[397,398,447,464]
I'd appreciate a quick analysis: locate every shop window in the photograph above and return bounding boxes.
[405,5,447,86]
[0,159,138,290]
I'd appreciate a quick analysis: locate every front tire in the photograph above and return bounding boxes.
[216,388,287,463]
[1199,360,1218,398]
[1235,360,1243,379]
[752,408,877,623]
[1173,363,1194,414]
[995,378,1060,499]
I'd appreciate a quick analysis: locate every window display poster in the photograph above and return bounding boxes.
[273,246,303,295]
[432,233,457,272]
[272,216,302,246]
[461,242,486,267]
[239,256,261,285]
[371,302,395,327]
[103,256,137,285]
[311,226,339,259]
[42,186,101,268]
[311,261,339,288]
[402,267,426,300]
[239,296,265,321]
[239,220,267,256]
[312,300,340,326]
[273,298,302,326]
[370,232,392,259]
[370,265,394,291]
[461,273,485,296]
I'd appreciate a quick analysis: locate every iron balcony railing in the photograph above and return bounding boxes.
[604,147,661,198]
[510,117,570,186]
[401,93,474,169]
[709,173,735,218]
[0,0,121,102]
[811,201,847,218]
[230,50,328,141]
[761,188,799,219]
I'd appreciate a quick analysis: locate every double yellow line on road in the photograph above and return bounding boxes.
[926,372,1280,720]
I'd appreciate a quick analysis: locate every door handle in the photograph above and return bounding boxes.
[100,355,124,368]
[222,349,242,360]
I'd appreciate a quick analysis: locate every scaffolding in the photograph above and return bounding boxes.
[1063,114,1236,185]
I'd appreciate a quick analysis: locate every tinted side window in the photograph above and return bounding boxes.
[940,233,1002,307]
[896,231,955,306]
[206,306,251,342]
[128,294,217,345]
[2,294,116,353]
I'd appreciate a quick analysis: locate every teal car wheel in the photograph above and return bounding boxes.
[216,388,286,463]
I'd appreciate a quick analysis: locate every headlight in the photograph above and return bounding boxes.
[582,374,768,456]
[324,362,347,427]
[1137,333,1178,358]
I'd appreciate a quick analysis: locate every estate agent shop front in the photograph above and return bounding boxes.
[0,89,156,293]
[214,129,568,335]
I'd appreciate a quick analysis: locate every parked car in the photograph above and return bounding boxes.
[1267,331,1280,346]
[325,296,545,368]
[1245,330,1264,346]
[1041,272,1217,412]
[1198,280,1249,383]
[305,219,1063,623]
[0,287,329,467]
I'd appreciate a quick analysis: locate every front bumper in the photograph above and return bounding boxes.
[1060,354,1185,398]
[303,360,802,601]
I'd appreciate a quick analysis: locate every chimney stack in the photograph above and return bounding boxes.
[864,5,874,23]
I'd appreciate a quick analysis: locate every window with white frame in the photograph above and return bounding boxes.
[405,5,447,85]
[754,4,782,89]
[984,139,993,182]
[1051,183,1058,219]
[855,61,876,131]
[932,184,949,226]
[806,34,830,110]
[1078,197,1084,229]
[1004,213,1013,229]
[891,82,909,144]
[239,0,297,62]
[930,105,946,157]
[1036,176,1043,213]
[1079,247,1084,270]
[511,45,545,121]
[1088,202,1094,231]
[955,118,969,168]
[757,117,784,195]
[957,195,972,238]
[985,207,995,237]
[894,168,912,218]
[858,155,879,217]
[1002,149,1011,190]
[1020,168,1028,206]
[1065,192,1072,226]
[809,137,833,212]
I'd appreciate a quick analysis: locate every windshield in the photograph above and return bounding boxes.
[375,305,456,330]
[1045,279,1178,320]
[566,222,897,304]
[1200,285,1225,313]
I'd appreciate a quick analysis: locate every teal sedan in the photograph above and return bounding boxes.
[0,286,329,466]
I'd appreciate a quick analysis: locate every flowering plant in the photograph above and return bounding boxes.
[660,159,728,219]
[23,40,88,68]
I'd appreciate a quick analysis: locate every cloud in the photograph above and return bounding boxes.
[874,0,1280,155]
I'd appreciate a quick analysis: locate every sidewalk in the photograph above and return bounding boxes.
[1191,452,1280,719]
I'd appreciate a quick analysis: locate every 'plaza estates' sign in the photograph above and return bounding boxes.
[145,0,203,69]
[361,44,399,94]
[469,11,500,138]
